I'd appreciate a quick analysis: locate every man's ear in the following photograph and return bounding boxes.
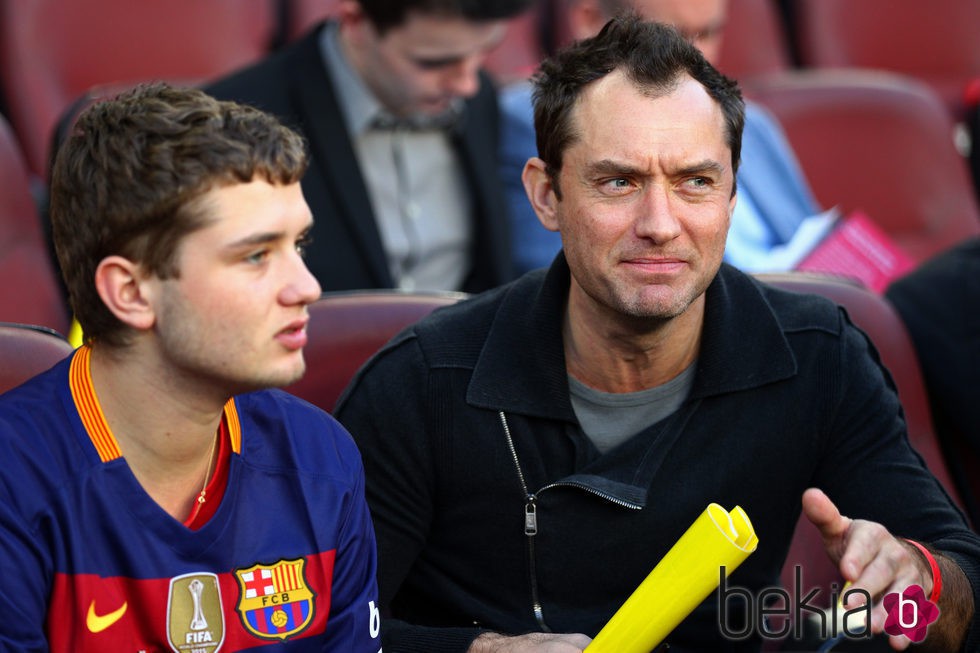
[93,256,156,332]
[522,156,561,233]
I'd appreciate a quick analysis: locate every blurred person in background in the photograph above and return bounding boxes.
[209,0,532,293]
[886,236,980,527]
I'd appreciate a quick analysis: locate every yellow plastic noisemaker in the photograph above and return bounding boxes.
[586,503,759,653]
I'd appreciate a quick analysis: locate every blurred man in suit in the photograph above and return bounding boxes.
[209,0,532,292]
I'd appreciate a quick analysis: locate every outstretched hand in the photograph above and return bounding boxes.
[801,488,932,650]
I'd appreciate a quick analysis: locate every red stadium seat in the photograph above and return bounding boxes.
[0,0,279,178]
[756,272,967,607]
[483,8,546,86]
[747,69,980,263]
[281,0,341,42]
[0,114,69,334]
[716,0,792,81]
[0,322,74,394]
[793,0,980,121]
[283,290,464,412]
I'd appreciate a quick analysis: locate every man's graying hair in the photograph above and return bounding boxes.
[531,13,744,198]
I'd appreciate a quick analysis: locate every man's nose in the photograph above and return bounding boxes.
[634,186,683,244]
[281,252,322,306]
[443,56,482,98]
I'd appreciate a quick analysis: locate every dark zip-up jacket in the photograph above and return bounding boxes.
[336,255,980,652]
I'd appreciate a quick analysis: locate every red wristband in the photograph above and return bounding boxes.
[904,538,942,603]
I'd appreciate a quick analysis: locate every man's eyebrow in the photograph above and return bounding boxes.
[675,160,726,177]
[223,221,314,250]
[411,32,505,69]
[223,231,284,251]
[412,54,466,68]
[583,159,646,178]
[583,159,727,178]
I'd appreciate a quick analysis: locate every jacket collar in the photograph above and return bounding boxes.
[288,23,392,287]
[467,253,797,419]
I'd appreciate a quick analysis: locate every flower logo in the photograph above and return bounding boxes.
[882,584,939,642]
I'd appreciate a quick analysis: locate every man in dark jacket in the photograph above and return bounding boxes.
[886,237,980,527]
[207,0,530,293]
[337,15,980,653]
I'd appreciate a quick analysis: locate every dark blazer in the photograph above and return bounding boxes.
[206,22,514,293]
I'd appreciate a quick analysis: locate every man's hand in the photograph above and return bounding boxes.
[468,631,592,652]
[802,487,972,651]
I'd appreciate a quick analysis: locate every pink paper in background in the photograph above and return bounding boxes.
[796,210,917,293]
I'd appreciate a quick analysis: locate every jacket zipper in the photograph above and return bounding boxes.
[499,411,551,632]
[499,412,647,632]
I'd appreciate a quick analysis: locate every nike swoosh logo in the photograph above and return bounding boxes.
[86,600,128,633]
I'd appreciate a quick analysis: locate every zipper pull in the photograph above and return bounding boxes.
[524,496,538,536]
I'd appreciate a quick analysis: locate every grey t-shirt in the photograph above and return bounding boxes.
[569,362,697,454]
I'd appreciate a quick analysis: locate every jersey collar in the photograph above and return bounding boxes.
[68,345,242,462]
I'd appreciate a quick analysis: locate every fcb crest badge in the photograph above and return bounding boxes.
[235,558,316,641]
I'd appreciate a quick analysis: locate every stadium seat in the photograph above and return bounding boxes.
[0,322,74,394]
[756,272,967,611]
[0,0,279,178]
[747,69,980,263]
[716,0,792,81]
[283,290,465,412]
[793,0,980,121]
[281,0,340,42]
[0,114,69,334]
[483,8,546,86]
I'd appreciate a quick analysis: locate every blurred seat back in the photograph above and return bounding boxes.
[483,8,545,86]
[284,290,464,412]
[793,0,980,120]
[716,0,792,81]
[0,114,69,334]
[747,70,980,263]
[756,271,966,599]
[0,322,74,394]
[0,0,279,177]
[281,0,340,42]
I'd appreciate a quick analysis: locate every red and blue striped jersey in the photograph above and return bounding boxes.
[0,347,382,652]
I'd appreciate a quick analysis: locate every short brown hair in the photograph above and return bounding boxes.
[532,14,744,198]
[50,82,308,347]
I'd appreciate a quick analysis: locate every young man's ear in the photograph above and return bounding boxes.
[93,256,156,332]
[522,156,561,233]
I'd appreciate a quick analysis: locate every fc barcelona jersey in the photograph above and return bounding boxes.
[0,348,382,652]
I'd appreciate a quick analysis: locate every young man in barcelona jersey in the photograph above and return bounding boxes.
[0,83,381,652]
